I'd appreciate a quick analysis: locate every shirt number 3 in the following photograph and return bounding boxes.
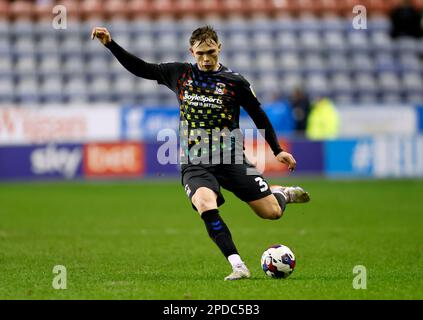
[255,177,269,192]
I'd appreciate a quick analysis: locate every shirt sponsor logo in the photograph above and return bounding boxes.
[183,91,223,105]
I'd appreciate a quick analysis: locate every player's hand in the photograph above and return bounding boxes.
[276,151,297,172]
[91,27,112,45]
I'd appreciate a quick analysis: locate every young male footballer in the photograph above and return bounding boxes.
[92,25,310,280]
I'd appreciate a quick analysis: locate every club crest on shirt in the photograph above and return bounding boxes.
[214,82,226,95]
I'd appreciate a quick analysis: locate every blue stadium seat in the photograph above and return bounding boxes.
[278,53,301,71]
[354,72,378,95]
[330,72,353,94]
[299,31,321,52]
[350,53,374,72]
[378,71,401,94]
[326,53,350,73]
[251,31,274,50]
[347,31,369,51]
[0,53,13,75]
[305,74,329,98]
[323,31,347,52]
[40,76,64,104]
[64,75,89,101]
[16,77,39,104]
[302,53,326,73]
[370,31,393,52]
[254,52,277,71]
[275,31,298,51]
[0,78,14,103]
[15,56,36,73]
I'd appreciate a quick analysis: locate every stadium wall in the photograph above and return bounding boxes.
[1,105,423,180]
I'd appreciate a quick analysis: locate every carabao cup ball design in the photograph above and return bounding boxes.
[261,244,296,279]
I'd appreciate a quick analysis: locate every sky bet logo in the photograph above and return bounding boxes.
[30,144,82,179]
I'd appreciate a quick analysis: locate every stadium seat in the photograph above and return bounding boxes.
[275,31,298,51]
[370,31,393,51]
[113,75,135,97]
[278,53,301,71]
[37,36,59,54]
[393,37,419,54]
[330,72,353,94]
[64,76,90,103]
[14,36,36,56]
[86,56,110,77]
[0,53,12,74]
[38,54,62,75]
[251,31,274,50]
[0,78,14,103]
[299,31,321,51]
[326,53,350,73]
[305,74,329,98]
[63,56,86,76]
[354,72,378,95]
[347,31,369,51]
[374,52,397,72]
[398,53,421,72]
[255,73,280,102]
[16,77,39,104]
[15,56,36,73]
[228,52,251,72]
[254,52,277,71]
[302,53,326,73]
[88,76,112,101]
[378,71,401,93]
[40,76,64,103]
[402,72,423,94]
[280,74,303,95]
[350,53,374,72]
[323,31,347,51]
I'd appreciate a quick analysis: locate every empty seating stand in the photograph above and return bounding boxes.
[0,0,422,106]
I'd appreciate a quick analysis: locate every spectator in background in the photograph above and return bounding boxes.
[390,0,422,38]
[306,97,339,140]
[289,86,311,136]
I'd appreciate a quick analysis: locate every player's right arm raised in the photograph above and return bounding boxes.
[91,26,165,80]
[91,27,189,90]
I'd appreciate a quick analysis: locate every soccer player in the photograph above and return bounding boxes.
[92,25,310,280]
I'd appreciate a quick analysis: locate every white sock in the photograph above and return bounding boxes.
[228,254,244,269]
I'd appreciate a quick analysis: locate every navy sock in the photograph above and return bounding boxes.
[273,192,286,213]
[201,209,238,258]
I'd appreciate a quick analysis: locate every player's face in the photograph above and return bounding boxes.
[190,39,221,72]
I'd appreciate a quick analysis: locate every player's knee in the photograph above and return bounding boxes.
[259,201,283,220]
[192,195,217,213]
[267,203,283,220]
[192,188,218,213]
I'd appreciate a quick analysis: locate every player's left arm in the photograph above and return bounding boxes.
[240,82,296,171]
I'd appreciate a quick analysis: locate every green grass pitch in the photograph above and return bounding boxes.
[0,178,422,300]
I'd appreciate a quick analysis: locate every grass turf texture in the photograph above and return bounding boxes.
[0,179,422,300]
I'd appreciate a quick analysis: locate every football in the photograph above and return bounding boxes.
[261,244,296,279]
